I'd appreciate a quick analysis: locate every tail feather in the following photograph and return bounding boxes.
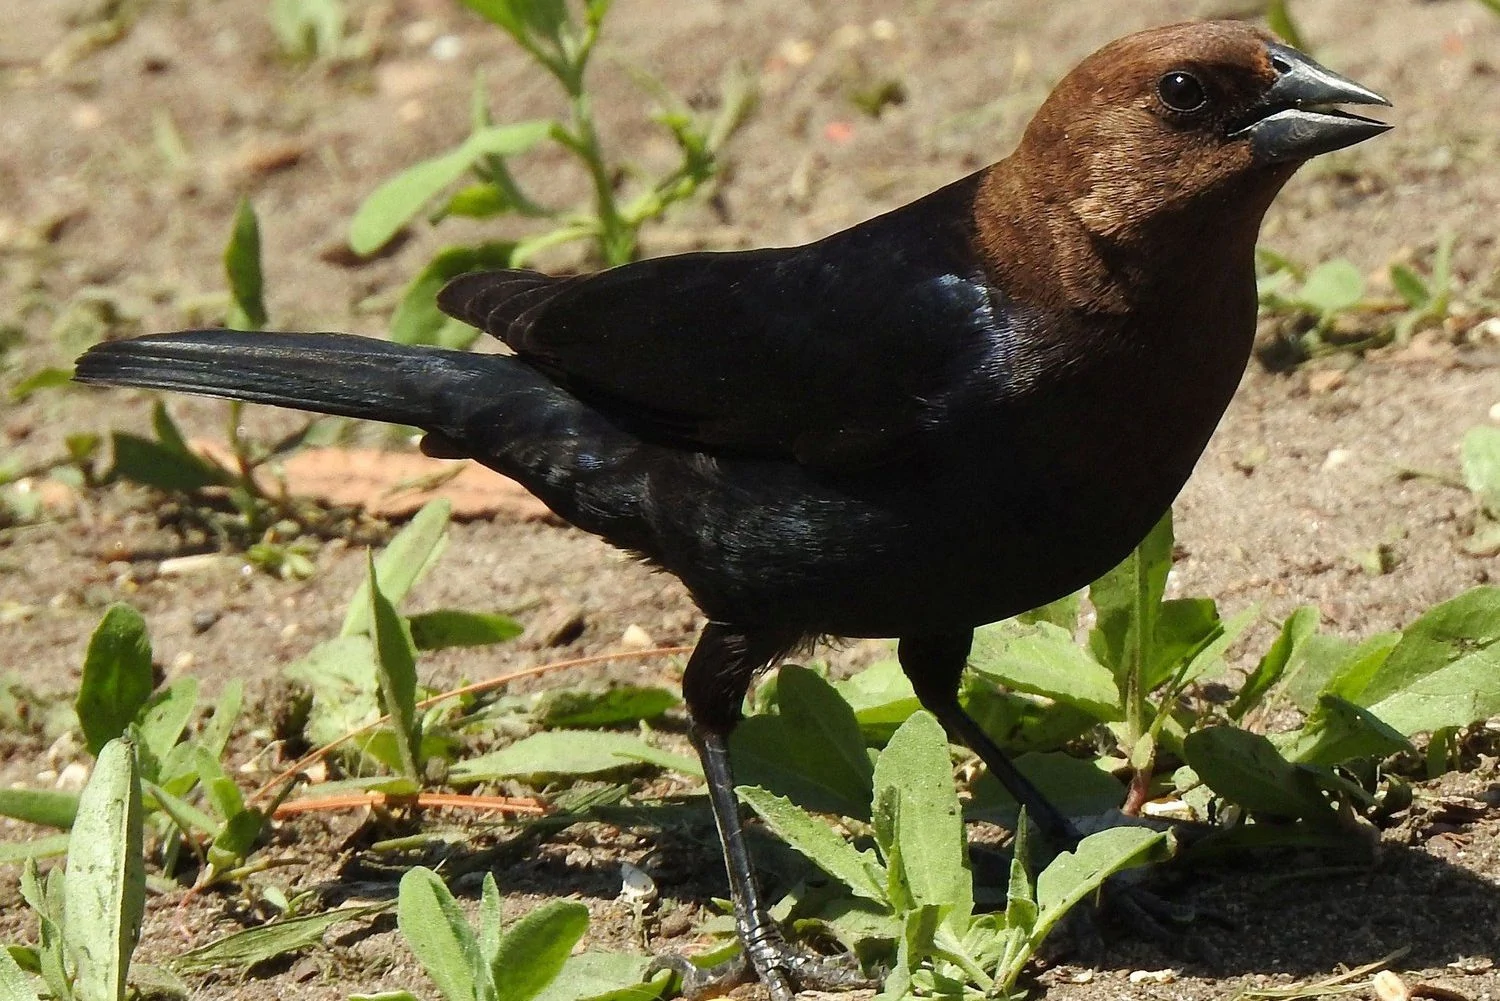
[74,328,651,543]
[74,329,512,431]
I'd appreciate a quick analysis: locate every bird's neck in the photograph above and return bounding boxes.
[971,155,1279,319]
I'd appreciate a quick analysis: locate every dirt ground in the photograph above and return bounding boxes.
[1,0,1498,999]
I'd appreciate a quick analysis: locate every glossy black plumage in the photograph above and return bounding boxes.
[74,21,1390,1000]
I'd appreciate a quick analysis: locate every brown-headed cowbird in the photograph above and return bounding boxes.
[75,21,1389,1000]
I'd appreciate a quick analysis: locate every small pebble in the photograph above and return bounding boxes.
[1373,970,1410,1001]
[1321,447,1352,471]
[55,761,90,792]
[620,624,655,649]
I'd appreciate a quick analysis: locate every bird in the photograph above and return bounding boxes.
[75,19,1389,1000]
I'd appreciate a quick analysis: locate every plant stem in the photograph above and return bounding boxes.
[566,88,634,265]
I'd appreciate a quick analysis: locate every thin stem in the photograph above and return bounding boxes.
[566,88,634,265]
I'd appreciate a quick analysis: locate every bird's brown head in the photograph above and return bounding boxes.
[979,21,1389,311]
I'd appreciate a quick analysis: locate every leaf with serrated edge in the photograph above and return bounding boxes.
[871,712,971,934]
[737,786,889,905]
[970,621,1120,720]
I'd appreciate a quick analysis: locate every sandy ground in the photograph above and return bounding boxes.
[0,1,1498,999]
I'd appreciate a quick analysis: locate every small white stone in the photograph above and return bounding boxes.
[1321,448,1353,471]
[55,761,90,792]
[620,624,655,649]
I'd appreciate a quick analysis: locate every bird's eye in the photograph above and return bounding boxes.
[1157,71,1207,112]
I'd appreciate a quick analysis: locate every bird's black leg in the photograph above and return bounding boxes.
[900,633,1198,946]
[648,623,870,1001]
[899,632,1082,848]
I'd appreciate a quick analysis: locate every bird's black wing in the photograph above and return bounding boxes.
[438,174,1026,468]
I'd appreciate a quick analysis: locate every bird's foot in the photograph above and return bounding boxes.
[647,931,872,1001]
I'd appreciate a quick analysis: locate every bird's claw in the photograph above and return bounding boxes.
[647,934,873,1001]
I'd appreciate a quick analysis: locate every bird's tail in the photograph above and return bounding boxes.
[74,329,652,540]
[74,329,512,430]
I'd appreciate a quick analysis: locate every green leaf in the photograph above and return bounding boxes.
[65,738,146,1001]
[1357,595,1500,737]
[283,634,380,748]
[20,861,68,1001]
[832,659,921,740]
[998,819,1036,967]
[76,604,155,757]
[730,665,874,819]
[460,0,570,49]
[1461,426,1500,517]
[970,620,1120,720]
[1272,695,1412,766]
[492,899,590,1001]
[1176,603,1258,688]
[737,786,889,905]
[1147,598,1221,688]
[199,679,244,764]
[444,183,513,219]
[224,198,268,330]
[532,686,679,728]
[871,712,971,934]
[533,954,669,1001]
[0,788,79,830]
[961,683,1097,755]
[1357,586,1500,711]
[0,949,39,1001]
[967,752,1125,826]
[1032,826,1169,938]
[1265,0,1307,49]
[0,835,71,866]
[172,904,390,973]
[367,553,422,780]
[1017,592,1080,630]
[1089,511,1173,683]
[349,123,551,255]
[1231,605,1319,719]
[109,431,230,493]
[1298,259,1365,316]
[452,731,697,783]
[10,367,73,402]
[1181,726,1332,821]
[409,609,524,650]
[1279,630,1401,712]
[1389,263,1430,310]
[341,499,452,637]
[390,243,516,350]
[398,868,483,1001]
[136,677,200,777]
[270,0,346,59]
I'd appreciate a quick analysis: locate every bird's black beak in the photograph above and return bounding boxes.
[1233,41,1392,163]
